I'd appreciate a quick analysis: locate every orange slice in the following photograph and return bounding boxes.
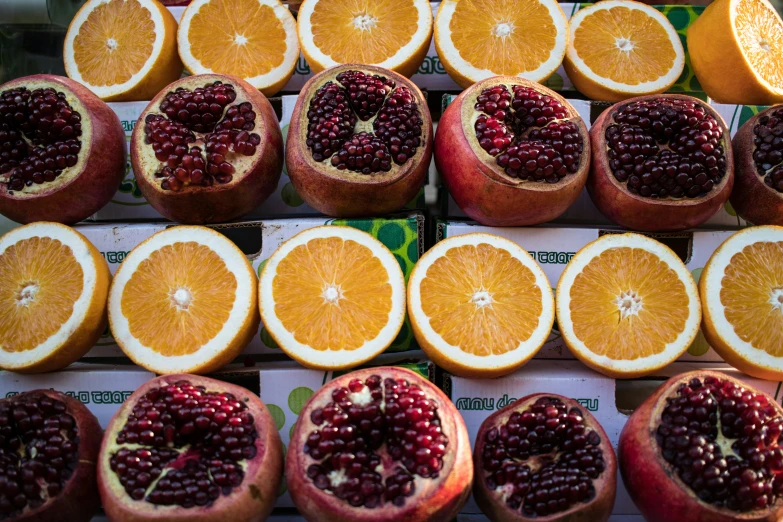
[556,233,701,378]
[108,226,258,374]
[564,0,685,102]
[296,0,433,78]
[408,233,554,378]
[64,0,182,101]
[701,226,783,380]
[434,0,568,89]
[178,0,299,96]
[688,0,783,105]
[0,222,110,373]
[258,226,406,370]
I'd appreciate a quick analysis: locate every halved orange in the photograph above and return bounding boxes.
[0,222,110,373]
[258,226,406,370]
[434,0,568,88]
[108,226,258,374]
[556,233,701,378]
[178,0,299,96]
[64,0,182,101]
[688,0,783,105]
[564,0,685,102]
[296,0,433,78]
[701,226,783,380]
[408,233,554,378]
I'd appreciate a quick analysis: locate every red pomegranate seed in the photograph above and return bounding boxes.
[752,109,783,192]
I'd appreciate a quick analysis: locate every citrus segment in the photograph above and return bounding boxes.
[64,0,182,101]
[556,233,701,378]
[435,0,567,88]
[701,226,783,379]
[408,233,554,378]
[108,226,258,375]
[259,226,406,370]
[178,0,299,96]
[0,222,110,373]
[734,0,783,93]
[297,0,433,77]
[564,0,684,102]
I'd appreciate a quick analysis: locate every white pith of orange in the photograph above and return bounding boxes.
[258,226,406,370]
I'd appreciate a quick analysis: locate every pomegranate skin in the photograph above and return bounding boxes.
[3,390,103,522]
[730,106,783,226]
[0,74,125,225]
[286,367,473,522]
[131,74,283,224]
[97,374,283,522]
[619,370,783,522]
[286,64,432,217]
[435,76,590,227]
[587,94,734,232]
[473,393,616,522]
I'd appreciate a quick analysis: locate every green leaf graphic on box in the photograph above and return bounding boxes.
[257,258,268,277]
[724,200,738,217]
[260,326,279,349]
[266,403,285,430]
[738,106,762,127]
[543,73,563,91]
[288,387,314,414]
[281,182,304,207]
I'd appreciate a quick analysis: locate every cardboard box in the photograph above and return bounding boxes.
[446,359,782,516]
[75,213,423,358]
[441,94,749,228]
[438,220,736,362]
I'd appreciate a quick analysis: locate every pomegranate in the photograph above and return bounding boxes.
[473,394,616,522]
[285,65,432,217]
[0,390,102,522]
[588,94,734,231]
[131,74,283,224]
[619,370,783,522]
[98,374,282,522]
[0,74,125,224]
[435,76,590,227]
[730,105,783,226]
[286,367,472,521]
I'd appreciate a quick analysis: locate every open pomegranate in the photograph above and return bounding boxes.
[131,74,283,224]
[0,390,102,522]
[473,393,616,522]
[98,374,282,522]
[285,64,432,217]
[588,94,734,231]
[0,74,125,224]
[730,105,783,226]
[435,76,589,227]
[620,370,783,522]
[286,367,472,521]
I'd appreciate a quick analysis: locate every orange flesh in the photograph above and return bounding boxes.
[309,0,418,64]
[572,6,677,85]
[721,241,783,355]
[735,0,783,89]
[121,242,237,356]
[0,238,83,352]
[569,247,689,360]
[73,0,155,85]
[187,0,287,76]
[449,0,558,74]
[419,244,543,356]
[272,237,392,351]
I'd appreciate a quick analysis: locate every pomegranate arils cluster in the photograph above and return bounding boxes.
[657,376,783,512]
[605,99,728,199]
[0,394,78,518]
[304,375,449,509]
[481,397,606,518]
[109,380,258,509]
[752,109,783,192]
[0,87,83,192]
[306,71,423,174]
[474,85,582,183]
[144,81,261,192]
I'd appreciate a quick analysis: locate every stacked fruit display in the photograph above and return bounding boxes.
[3,0,783,521]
